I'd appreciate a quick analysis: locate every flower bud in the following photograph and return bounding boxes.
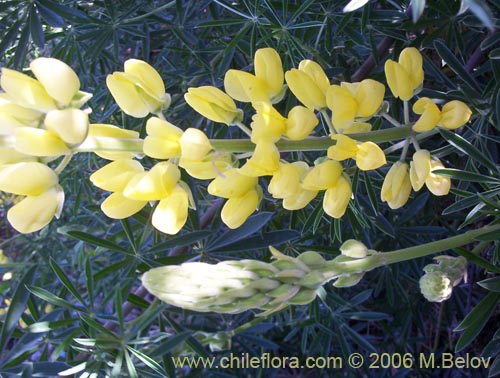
[409,149,431,191]
[425,158,451,196]
[302,159,342,191]
[438,100,472,130]
[381,162,411,209]
[221,188,260,229]
[285,60,329,110]
[224,70,269,103]
[355,141,386,171]
[179,128,213,161]
[384,47,424,101]
[412,98,441,132]
[340,239,368,258]
[44,108,89,145]
[285,106,318,140]
[332,273,365,288]
[184,86,242,125]
[143,117,183,159]
[322,174,352,218]
[152,185,189,234]
[254,47,284,99]
[419,271,453,302]
[207,168,258,198]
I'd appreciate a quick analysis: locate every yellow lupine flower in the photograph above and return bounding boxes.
[123,161,180,201]
[425,159,451,196]
[179,128,213,161]
[282,188,318,210]
[327,85,357,129]
[0,95,42,129]
[152,185,189,235]
[224,70,269,103]
[0,162,58,196]
[323,174,352,218]
[409,149,431,191]
[179,152,235,180]
[285,60,329,110]
[238,141,280,177]
[44,108,89,145]
[88,124,140,160]
[302,159,342,191]
[7,185,64,233]
[268,162,308,199]
[30,57,80,107]
[14,127,70,156]
[89,159,144,192]
[0,68,57,112]
[107,59,169,118]
[0,148,33,165]
[355,141,386,171]
[384,47,424,101]
[250,102,286,143]
[254,47,284,98]
[143,117,183,159]
[438,100,472,130]
[285,106,318,140]
[221,188,260,229]
[342,122,373,134]
[381,162,412,209]
[101,192,147,219]
[327,134,359,161]
[184,86,242,125]
[412,98,441,132]
[207,168,258,198]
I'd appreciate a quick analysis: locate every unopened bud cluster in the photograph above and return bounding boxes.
[419,256,467,302]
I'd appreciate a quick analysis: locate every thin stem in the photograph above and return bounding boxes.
[234,121,253,138]
[381,112,403,128]
[320,108,336,134]
[403,101,410,126]
[54,154,73,175]
[400,137,410,161]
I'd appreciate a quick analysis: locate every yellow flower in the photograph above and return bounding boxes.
[412,98,441,132]
[0,148,33,165]
[221,188,260,229]
[282,188,318,210]
[355,141,386,171]
[328,135,386,171]
[207,168,258,198]
[381,162,412,209]
[323,174,352,218]
[326,79,384,130]
[184,86,242,125]
[409,149,431,191]
[0,95,42,131]
[224,48,284,104]
[438,100,472,130]
[123,161,180,201]
[179,128,213,162]
[238,141,280,177]
[7,185,64,233]
[384,47,424,101]
[285,106,318,140]
[285,59,330,110]
[106,59,169,118]
[88,124,140,160]
[250,102,287,143]
[179,152,235,180]
[143,117,183,159]
[44,108,89,145]
[29,57,80,107]
[152,185,189,235]
[0,162,58,196]
[302,159,342,191]
[0,68,57,112]
[14,127,70,156]
[268,162,308,199]
[89,159,144,192]
[425,159,451,196]
[100,192,147,219]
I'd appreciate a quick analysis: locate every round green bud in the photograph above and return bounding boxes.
[419,271,453,302]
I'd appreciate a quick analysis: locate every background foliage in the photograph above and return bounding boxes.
[0,0,499,376]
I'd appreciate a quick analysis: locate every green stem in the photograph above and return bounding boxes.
[54,153,74,175]
[322,223,500,280]
[320,108,336,134]
[73,136,145,153]
[234,121,253,138]
[404,100,410,126]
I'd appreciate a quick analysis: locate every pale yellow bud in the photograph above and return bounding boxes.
[221,188,260,229]
[7,185,64,233]
[340,239,368,258]
[101,192,147,219]
[254,48,284,98]
[123,161,180,201]
[355,141,386,171]
[179,128,213,161]
[302,159,342,191]
[207,168,258,198]
[438,100,472,130]
[412,98,441,132]
[409,149,431,191]
[14,127,69,156]
[106,73,152,118]
[285,62,328,110]
[238,141,280,177]
[152,185,189,235]
[268,162,305,199]
[30,57,80,106]
[0,162,58,196]
[297,60,330,94]
[44,108,89,145]
[327,85,358,129]
[381,162,411,209]
[425,159,451,196]
[224,70,269,103]
[354,79,385,117]
[124,59,166,101]
[89,159,144,192]
[398,47,424,93]
[1,68,56,112]
[285,106,318,140]
[184,86,241,125]
[322,174,352,218]
[143,117,183,159]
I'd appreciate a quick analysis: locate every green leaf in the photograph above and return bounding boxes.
[207,230,301,253]
[343,0,369,13]
[454,247,500,274]
[127,346,167,375]
[454,292,500,352]
[29,4,45,49]
[64,230,130,253]
[0,266,36,355]
[35,1,65,27]
[438,128,499,173]
[477,277,500,292]
[145,231,211,254]
[410,0,426,22]
[432,168,500,184]
[149,331,192,358]
[124,348,138,378]
[460,0,495,31]
[49,258,85,306]
[26,285,85,313]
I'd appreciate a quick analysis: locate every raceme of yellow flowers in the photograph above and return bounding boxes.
[0,47,472,235]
